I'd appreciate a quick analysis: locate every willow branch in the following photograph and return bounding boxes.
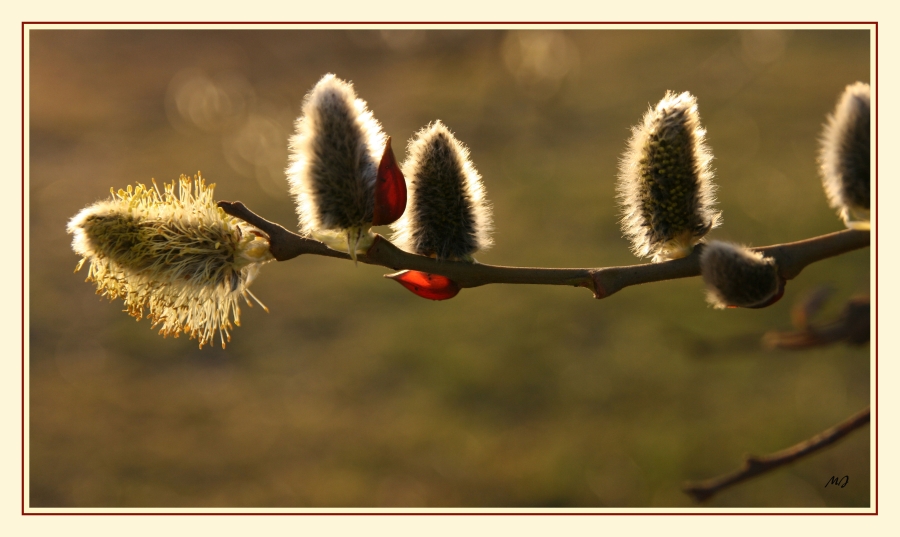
[682,407,871,502]
[219,201,870,299]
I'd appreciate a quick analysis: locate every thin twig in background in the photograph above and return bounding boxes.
[764,295,870,349]
[682,407,871,502]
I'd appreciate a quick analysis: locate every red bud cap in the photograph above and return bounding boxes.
[372,137,407,226]
[386,270,460,300]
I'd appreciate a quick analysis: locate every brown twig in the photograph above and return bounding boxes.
[790,286,835,329]
[218,200,870,300]
[763,295,871,349]
[682,407,871,502]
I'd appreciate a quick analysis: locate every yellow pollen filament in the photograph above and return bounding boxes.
[67,174,274,349]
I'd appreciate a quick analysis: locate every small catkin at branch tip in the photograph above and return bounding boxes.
[819,82,870,230]
[618,91,721,263]
[701,241,783,309]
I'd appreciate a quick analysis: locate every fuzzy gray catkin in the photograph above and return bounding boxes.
[286,74,386,236]
[618,91,721,262]
[700,241,780,309]
[819,82,870,230]
[391,121,493,261]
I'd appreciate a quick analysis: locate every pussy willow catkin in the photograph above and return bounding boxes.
[618,91,721,262]
[68,175,273,348]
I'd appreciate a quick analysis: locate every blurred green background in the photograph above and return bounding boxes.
[28,28,871,508]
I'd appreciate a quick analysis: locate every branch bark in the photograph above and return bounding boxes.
[219,200,870,300]
[682,407,871,502]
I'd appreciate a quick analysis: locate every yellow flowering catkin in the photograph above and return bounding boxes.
[67,174,273,349]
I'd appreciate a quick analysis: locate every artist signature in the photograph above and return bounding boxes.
[825,475,849,488]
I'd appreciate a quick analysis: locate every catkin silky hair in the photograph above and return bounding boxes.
[618,91,721,262]
[819,82,870,230]
[391,121,493,261]
[286,74,386,236]
[67,175,273,348]
[700,241,781,309]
